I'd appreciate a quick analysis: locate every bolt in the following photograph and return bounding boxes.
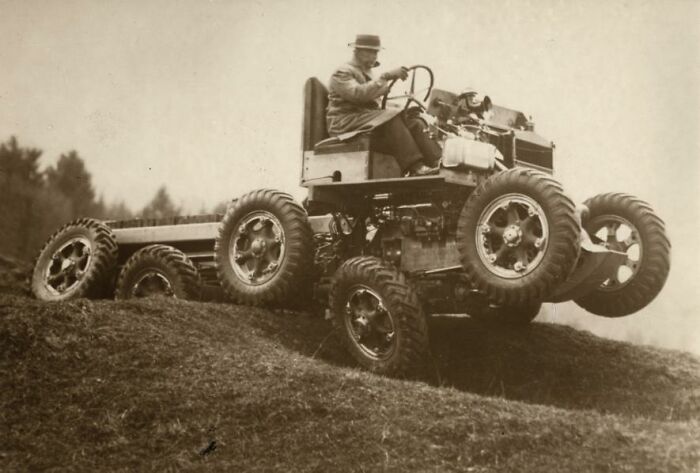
[514,261,525,272]
[534,238,544,249]
[480,224,491,234]
[488,254,497,263]
[527,207,537,217]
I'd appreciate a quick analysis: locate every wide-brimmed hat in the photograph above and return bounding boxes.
[348,34,383,50]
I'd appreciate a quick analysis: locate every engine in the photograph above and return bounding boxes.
[372,202,464,273]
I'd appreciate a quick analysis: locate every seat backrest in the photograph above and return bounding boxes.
[302,77,329,151]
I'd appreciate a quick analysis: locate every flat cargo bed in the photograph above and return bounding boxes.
[107,214,223,245]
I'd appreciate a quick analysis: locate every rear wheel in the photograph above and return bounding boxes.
[574,193,670,317]
[214,189,313,306]
[31,218,118,301]
[115,244,201,300]
[330,257,430,377]
[457,168,580,306]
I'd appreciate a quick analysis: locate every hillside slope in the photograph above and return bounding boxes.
[1,293,699,472]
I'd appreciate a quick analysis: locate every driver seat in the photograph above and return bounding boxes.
[301,77,401,184]
[302,77,371,153]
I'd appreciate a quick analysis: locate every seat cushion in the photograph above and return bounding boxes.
[314,134,371,155]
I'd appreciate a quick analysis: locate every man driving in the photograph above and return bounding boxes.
[326,34,441,176]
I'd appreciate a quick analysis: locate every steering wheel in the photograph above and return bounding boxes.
[381,65,434,110]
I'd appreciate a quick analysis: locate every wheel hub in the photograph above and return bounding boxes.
[475,193,549,279]
[44,237,93,296]
[503,225,523,247]
[229,211,285,286]
[251,238,266,254]
[588,215,642,291]
[344,287,396,361]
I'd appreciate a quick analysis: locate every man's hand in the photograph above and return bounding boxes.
[381,66,409,81]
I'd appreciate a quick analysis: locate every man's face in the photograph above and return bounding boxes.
[355,48,378,68]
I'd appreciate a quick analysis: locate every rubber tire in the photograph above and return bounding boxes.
[214,189,313,306]
[457,168,580,306]
[469,302,541,327]
[574,193,670,317]
[115,244,201,300]
[31,218,118,301]
[330,256,430,377]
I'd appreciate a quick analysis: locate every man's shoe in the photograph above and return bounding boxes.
[406,163,439,177]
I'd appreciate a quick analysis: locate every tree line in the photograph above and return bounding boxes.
[0,136,184,261]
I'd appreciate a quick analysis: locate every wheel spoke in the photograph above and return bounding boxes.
[47,273,64,284]
[605,222,620,243]
[514,247,531,272]
[517,247,531,265]
[75,253,90,269]
[235,249,254,265]
[624,257,639,271]
[490,224,505,237]
[493,244,510,264]
[252,258,266,278]
[521,232,535,246]
[622,233,638,249]
[521,214,542,236]
[506,205,520,224]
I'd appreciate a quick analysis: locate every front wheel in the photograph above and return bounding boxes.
[574,193,670,317]
[457,168,581,306]
[330,257,430,377]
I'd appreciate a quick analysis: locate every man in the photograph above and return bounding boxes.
[326,34,440,176]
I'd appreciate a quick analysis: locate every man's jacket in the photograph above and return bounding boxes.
[326,59,401,141]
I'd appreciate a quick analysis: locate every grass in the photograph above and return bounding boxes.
[1,285,699,471]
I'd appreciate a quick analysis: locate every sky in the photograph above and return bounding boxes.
[1,0,699,353]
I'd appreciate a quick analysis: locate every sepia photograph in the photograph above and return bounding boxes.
[1,0,698,471]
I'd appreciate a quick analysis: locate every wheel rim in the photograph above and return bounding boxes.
[44,237,93,296]
[131,270,175,298]
[588,215,642,291]
[228,210,286,286]
[344,285,396,361]
[475,193,549,278]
